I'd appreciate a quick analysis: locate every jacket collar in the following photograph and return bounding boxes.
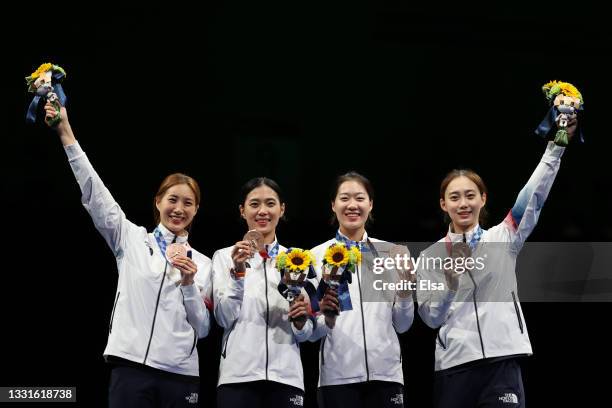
[335,229,369,249]
[156,223,189,245]
[446,224,483,244]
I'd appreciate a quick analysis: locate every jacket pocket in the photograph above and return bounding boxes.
[221,322,236,359]
[189,329,197,356]
[321,336,327,365]
[437,327,447,350]
[511,291,524,334]
[396,332,403,363]
[109,291,120,334]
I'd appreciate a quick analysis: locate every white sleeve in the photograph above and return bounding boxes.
[416,255,457,329]
[506,141,565,251]
[309,314,331,342]
[180,283,211,339]
[291,318,314,343]
[392,297,414,333]
[64,142,134,258]
[212,249,244,329]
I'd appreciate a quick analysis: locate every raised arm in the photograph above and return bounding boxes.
[46,103,130,256]
[506,118,576,251]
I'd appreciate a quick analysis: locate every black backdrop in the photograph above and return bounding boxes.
[3,1,612,407]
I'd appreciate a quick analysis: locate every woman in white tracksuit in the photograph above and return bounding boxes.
[310,171,414,408]
[416,118,577,408]
[212,177,312,408]
[44,103,211,408]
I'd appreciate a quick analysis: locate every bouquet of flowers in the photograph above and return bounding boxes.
[536,80,583,146]
[322,243,361,283]
[317,243,362,316]
[276,248,317,322]
[25,62,67,126]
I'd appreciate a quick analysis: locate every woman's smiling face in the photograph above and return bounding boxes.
[332,180,373,233]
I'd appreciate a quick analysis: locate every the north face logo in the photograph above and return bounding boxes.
[391,393,404,405]
[185,392,198,404]
[498,393,518,404]
[289,394,304,406]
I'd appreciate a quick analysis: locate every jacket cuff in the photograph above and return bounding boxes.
[227,275,245,294]
[291,319,312,340]
[395,298,414,308]
[546,140,565,160]
[443,289,458,303]
[180,282,200,299]
[314,314,330,334]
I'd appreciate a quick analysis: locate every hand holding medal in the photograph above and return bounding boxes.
[444,242,471,292]
[230,230,265,279]
[166,243,188,261]
[166,243,196,286]
[244,230,268,258]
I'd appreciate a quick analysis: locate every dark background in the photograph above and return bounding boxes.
[2,1,611,407]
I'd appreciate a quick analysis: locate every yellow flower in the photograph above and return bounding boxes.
[349,246,362,265]
[542,80,582,102]
[30,63,53,79]
[286,249,310,271]
[325,244,349,267]
[558,82,582,100]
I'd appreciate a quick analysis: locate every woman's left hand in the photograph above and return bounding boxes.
[288,294,309,330]
[172,255,198,286]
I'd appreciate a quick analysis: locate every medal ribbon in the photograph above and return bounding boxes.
[153,227,178,263]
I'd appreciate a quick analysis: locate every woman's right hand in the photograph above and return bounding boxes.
[444,242,471,291]
[231,240,254,273]
[565,116,578,142]
[44,102,75,146]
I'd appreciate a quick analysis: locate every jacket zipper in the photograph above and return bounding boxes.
[511,291,524,334]
[263,258,270,381]
[356,263,370,381]
[109,291,120,334]
[467,270,486,359]
[144,236,176,365]
[463,234,485,359]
